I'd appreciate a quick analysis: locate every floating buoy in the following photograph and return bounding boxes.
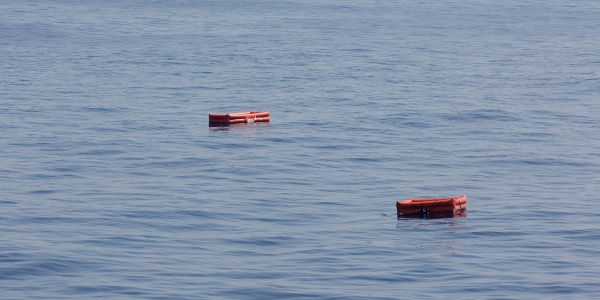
[209,111,270,126]
[396,195,467,217]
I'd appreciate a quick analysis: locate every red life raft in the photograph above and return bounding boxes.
[396,195,467,217]
[209,111,270,126]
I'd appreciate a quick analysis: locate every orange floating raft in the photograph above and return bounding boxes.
[396,195,467,217]
[209,111,270,126]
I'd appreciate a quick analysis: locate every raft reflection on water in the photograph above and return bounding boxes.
[397,211,467,220]
[209,122,270,134]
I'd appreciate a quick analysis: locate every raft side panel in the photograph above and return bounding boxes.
[396,195,467,216]
[209,111,270,126]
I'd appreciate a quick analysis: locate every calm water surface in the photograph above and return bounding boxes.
[2,0,600,299]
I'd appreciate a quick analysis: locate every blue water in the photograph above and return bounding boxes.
[2,1,600,299]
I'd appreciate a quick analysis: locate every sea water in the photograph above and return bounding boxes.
[1,0,599,299]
